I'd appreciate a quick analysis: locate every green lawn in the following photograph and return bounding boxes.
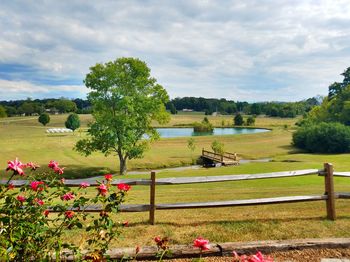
[2,113,350,248]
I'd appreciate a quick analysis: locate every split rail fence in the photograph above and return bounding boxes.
[5,163,350,225]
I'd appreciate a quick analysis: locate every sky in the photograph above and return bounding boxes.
[0,0,350,102]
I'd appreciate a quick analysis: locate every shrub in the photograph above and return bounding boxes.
[0,158,130,260]
[65,113,80,131]
[292,122,350,153]
[211,140,225,155]
[246,116,255,126]
[193,117,214,132]
[38,113,50,126]
[234,114,244,126]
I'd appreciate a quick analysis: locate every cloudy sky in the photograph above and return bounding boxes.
[0,0,350,102]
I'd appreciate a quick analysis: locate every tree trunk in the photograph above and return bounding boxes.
[119,154,127,175]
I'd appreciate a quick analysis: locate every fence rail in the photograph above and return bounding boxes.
[4,163,350,224]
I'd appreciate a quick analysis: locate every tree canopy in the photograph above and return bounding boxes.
[38,113,50,126]
[65,113,80,131]
[75,57,169,175]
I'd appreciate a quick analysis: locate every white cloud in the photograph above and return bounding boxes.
[0,0,350,101]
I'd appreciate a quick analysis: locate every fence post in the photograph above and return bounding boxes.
[149,171,156,225]
[324,163,336,220]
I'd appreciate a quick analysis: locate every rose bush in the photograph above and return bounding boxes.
[0,158,130,261]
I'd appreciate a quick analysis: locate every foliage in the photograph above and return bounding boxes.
[154,236,172,261]
[65,113,80,131]
[246,116,255,126]
[75,57,170,175]
[0,158,130,261]
[234,113,244,126]
[193,117,214,132]
[211,140,225,155]
[292,122,350,153]
[0,105,7,118]
[187,138,196,164]
[167,102,177,114]
[38,113,50,126]
[49,99,77,114]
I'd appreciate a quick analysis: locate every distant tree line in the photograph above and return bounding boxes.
[166,96,320,117]
[0,95,319,119]
[0,98,91,117]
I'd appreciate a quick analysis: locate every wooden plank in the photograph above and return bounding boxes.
[154,195,327,210]
[324,163,336,220]
[149,171,156,225]
[56,238,350,260]
[1,169,318,187]
[336,192,350,199]
[333,172,350,177]
[48,204,150,213]
[154,169,318,185]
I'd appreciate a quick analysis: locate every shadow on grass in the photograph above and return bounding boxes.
[62,164,117,179]
[128,215,350,227]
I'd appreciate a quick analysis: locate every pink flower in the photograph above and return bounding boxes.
[61,192,75,201]
[48,160,59,169]
[35,198,44,206]
[43,210,50,217]
[233,251,274,262]
[30,181,45,192]
[79,182,90,188]
[6,158,25,176]
[25,162,40,170]
[17,195,26,202]
[117,183,131,192]
[97,184,108,196]
[54,166,64,175]
[8,183,15,190]
[193,237,210,251]
[60,178,65,184]
[65,210,75,219]
[104,174,113,181]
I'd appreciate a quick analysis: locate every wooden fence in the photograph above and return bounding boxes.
[5,163,350,225]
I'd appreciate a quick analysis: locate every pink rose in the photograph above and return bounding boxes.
[6,158,25,176]
[65,211,75,219]
[25,162,40,170]
[48,160,59,169]
[35,198,44,206]
[97,184,108,196]
[30,181,45,192]
[193,237,210,251]
[104,174,113,181]
[54,166,64,175]
[17,195,26,202]
[61,192,75,201]
[117,183,131,192]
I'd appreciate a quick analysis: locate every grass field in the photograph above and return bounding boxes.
[1,113,350,248]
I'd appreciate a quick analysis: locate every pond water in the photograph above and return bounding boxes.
[156,127,270,138]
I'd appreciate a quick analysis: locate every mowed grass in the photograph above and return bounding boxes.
[2,113,350,246]
[0,114,297,178]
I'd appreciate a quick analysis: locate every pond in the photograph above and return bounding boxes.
[156,127,270,138]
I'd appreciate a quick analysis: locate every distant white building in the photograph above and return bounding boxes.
[182,109,193,112]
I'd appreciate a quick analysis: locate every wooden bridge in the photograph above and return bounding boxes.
[201,149,239,166]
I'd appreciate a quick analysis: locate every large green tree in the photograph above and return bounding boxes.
[75,57,170,175]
